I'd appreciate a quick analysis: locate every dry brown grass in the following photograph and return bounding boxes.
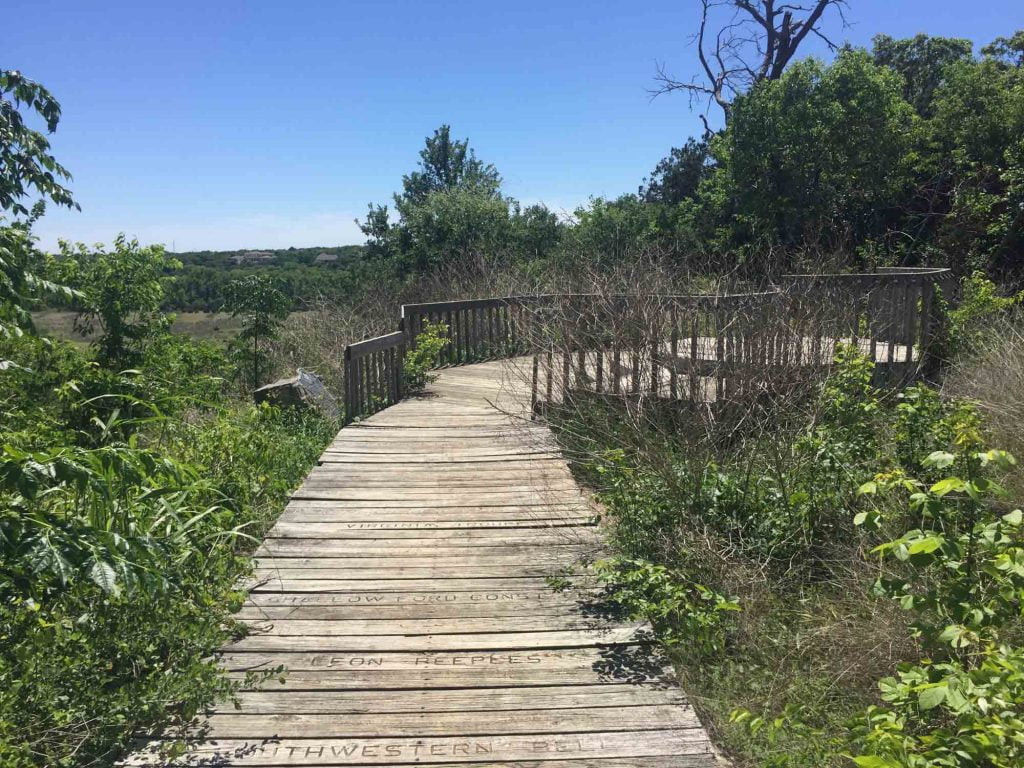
[943,310,1024,502]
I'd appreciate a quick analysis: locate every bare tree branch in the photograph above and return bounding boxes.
[653,0,848,126]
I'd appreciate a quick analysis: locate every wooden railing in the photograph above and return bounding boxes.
[401,297,533,365]
[528,269,955,412]
[342,297,535,422]
[342,330,406,422]
[340,269,955,423]
[781,267,954,382]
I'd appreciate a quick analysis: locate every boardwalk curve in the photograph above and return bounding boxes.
[130,361,721,767]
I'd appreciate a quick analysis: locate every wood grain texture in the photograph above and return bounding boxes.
[126,363,719,767]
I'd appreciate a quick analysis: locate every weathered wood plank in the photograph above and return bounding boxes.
[281,501,590,515]
[250,566,578,580]
[272,517,594,529]
[227,627,642,652]
[221,684,683,713]
[236,616,625,635]
[241,589,587,610]
[125,729,714,766]
[253,552,586,567]
[195,705,699,738]
[128,361,716,767]
[261,527,597,541]
[248,577,588,593]
[255,542,593,558]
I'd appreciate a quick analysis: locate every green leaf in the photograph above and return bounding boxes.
[88,559,121,596]
[923,451,955,469]
[918,684,947,710]
[906,534,944,555]
[857,481,878,496]
[929,477,964,497]
[1002,509,1023,526]
[852,757,902,768]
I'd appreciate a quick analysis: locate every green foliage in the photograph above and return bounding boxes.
[729,705,842,768]
[55,236,181,369]
[872,34,974,117]
[594,556,739,654]
[223,273,290,389]
[858,442,1022,657]
[0,70,77,216]
[943,271,1024,358]
[564,194,689,269]
[0,437,225,601]
[0,70,333,767]
[555,339,1024,767]
[1,218,77,369]
[639,138,711,205]
[359,125,563,277]
[0,378,331,766]
[707,50,917,265]
[397,187,515,275]
[852,427,1024,765]
[923,52,1024,273]
[396,124,502,208]
[402,322,449,393]
[853,644,1024,767]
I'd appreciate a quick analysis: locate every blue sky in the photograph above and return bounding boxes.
[8,0,1022,251]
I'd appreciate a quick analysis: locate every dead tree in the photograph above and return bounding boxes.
[655,0,848,131]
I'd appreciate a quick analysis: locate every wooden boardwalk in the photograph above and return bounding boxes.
[130,361,720,767]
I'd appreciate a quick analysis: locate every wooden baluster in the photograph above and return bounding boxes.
[545,348,554,403]
[690,310,699,405]
[612,346,622,395]
[669,305,678,400]
[531,353,539,416]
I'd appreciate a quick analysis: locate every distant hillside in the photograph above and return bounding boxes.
[168,244,365,269]
[160,244,368,311]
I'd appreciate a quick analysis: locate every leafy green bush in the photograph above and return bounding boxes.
[853,644,1024,767]
[52,236,181,369]
[553,341,1024,767]
[937,272,1024,362]
[402,321,449,393]
[594,556,739,654]
[0,332,331,765]
[851,429,1024,766]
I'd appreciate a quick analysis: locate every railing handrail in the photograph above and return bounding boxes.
[344,330,406,359]
[342,267,956,422]
[782,268,951,280]
[400,296,526,316]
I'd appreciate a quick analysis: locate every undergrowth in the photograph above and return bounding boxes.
[0,331,334,766]
[549,342,1024,767]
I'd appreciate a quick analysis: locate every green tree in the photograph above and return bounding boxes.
[360,125,511,276]
[921,46,1024,273]
[702,50,917,268]
[565,195,690,270]
[396,124,501,210]
[398,187,514,274]
[1,71,78,368]
[640,139,711,205]
[223,274,290,389]
[57,236,179,369]
[512,203,564,263]
[0,71,77,216]
[982,30,1024,68]
[872,34,974,116]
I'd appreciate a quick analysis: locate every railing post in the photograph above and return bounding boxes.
[342,345,354,425]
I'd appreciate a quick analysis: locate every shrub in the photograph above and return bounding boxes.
[0,347,331,766]
[594,556,740,655]
[402,321,449,393]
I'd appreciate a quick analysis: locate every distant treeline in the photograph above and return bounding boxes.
[169,244,363,269]
[140,245,362,311]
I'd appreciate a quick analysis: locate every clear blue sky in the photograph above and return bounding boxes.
[8,0,1022,251]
